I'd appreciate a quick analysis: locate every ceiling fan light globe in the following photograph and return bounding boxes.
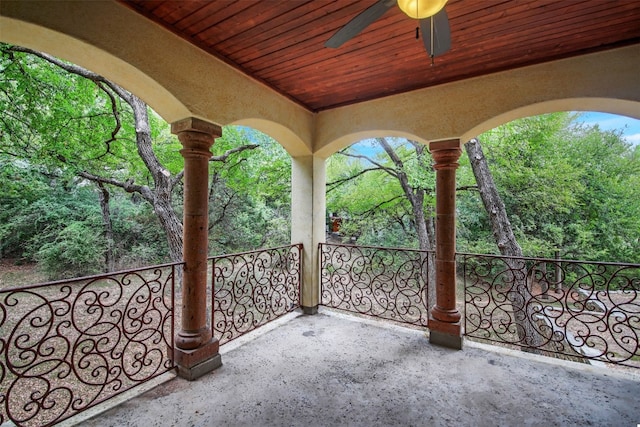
[397,0,447,19]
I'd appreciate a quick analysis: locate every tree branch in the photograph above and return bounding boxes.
[91,81,122,160]
[209,189,238,230]
[337,150,397,176]
[326,167,385,193]
[457,185,479,192]
[77,170,154,202]
[7,46,134,103]
[356,195,406,219]
[210,144,259,163]
[170,144,260,188]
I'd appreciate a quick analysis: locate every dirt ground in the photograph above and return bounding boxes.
[0,258,47,289]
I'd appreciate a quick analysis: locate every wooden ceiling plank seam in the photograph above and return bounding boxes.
[189,1,290,48]
[160,1,218,26]
[236,2,624,77]
[230,7,407,68]
[206,1,317,50]
[459,2,637,41]
[216,1,331,56]
[241,13,409,73]
[175,1,253,36]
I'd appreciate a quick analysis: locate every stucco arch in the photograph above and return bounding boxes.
[315,130,429,159]
[0,1,314,157]
[0,16,191,125]
[461,98,640,143]
[230,118,312,158]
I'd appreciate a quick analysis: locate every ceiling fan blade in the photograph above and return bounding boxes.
[420,9,451,57]
[325,0,396,48]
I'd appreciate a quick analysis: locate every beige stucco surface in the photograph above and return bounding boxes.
[315,45,640,156]
[290,156,327,308]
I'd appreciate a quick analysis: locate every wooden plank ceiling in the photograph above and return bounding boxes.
[121,0,640,112]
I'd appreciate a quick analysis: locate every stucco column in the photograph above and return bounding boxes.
[428,139,463,349]
[171,117,222,380]
[291,155,325,313]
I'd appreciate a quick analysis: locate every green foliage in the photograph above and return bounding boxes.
[0,172,107,278]
[457,112,640,263]
[0,44,176,277]
[329,113,640,264]
[109,194,170,268]
[208,126,291,253]
[326,138,431,248]
[35,221,106,279]
[1,45,294,282]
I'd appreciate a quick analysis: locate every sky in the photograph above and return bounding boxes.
[576,112,640,146]
[350,112,640,156]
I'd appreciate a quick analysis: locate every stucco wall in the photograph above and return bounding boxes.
[315,45,640,157]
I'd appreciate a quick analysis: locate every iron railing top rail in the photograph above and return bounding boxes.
[457,252,640,268]
[208,243,303,260]
[320,242,434,254]
[0,261,185,293]
[321,246,639,268]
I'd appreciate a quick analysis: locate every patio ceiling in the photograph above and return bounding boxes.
[120,0,640,112]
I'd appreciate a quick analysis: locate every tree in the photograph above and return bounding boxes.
[465,138,543,349]
[0,44,260,273]
[460,113,640,350]
[327,137,437,299]
[207,126,291,253]
[327,137,435,250]
[458,112,640,263]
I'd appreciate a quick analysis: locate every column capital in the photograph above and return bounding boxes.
[429,138,462,152]
[429,139,462,170]
[171,117,222,137]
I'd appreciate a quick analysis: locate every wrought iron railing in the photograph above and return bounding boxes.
[0,263,178,427]
[461,253,640,368]
[320,243,430,327]
[211,244,302,345]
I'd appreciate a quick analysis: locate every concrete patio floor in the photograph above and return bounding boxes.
[77,309,640,427]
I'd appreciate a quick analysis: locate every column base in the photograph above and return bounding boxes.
[176,353,222,381]
[302,305,319,315]
[428,317,463,350]
[172,338,222,381]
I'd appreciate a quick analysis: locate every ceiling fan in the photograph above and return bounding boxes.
[325,0,451,59]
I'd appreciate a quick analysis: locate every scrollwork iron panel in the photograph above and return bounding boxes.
[320,243,430,327]
[212,244,302,345]
[0,264,177,427]
[462,253,640,368]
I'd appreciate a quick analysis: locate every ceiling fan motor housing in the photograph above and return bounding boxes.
[397,0,448,19]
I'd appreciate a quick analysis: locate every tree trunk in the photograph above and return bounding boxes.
[8,47,187,266]
[465,138,543,351]
[378,138,436,307]
[154,191,184,263]
[128,95,184,263]
[97,182,115,272]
